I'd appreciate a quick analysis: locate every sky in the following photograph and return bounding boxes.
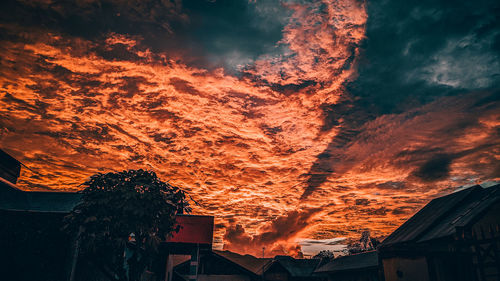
[0,0,499,257]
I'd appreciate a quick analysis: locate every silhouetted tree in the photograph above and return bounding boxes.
[314,250,335,267]
[313,250,335,260]
[344,230,381,255]
[370,237,381,249]
[360,230,370,249]
[63,169,190,281]
[345,242,364,255]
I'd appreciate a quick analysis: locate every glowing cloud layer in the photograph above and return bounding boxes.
[0,0,498,256]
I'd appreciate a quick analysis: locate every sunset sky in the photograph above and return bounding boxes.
[0,0,499,257]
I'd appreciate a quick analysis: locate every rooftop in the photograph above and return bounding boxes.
[0,149,21,184]
[314,251,378,273]
[269,256,321,277]
[0,148,82,213]
[214,250,272,275]
[0,180,81,213]
[380,184,500,247]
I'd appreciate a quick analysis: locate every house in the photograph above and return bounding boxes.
[174,250,324,281]
[378,184,500,281]
[0,149,81,281]
[0,148,216,281]
[161,215,215,281]
[174,250,272,281]
[314,251,380,281]
[263,255,322,281]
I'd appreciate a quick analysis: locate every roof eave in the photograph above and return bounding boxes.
[315,265,379,274]
[0,176,22,191]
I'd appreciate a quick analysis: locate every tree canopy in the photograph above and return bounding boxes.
[64,169,190,280]
[313,250,335,260]
[344,230,381,255]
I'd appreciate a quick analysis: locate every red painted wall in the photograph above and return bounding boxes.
[166,215,214,245]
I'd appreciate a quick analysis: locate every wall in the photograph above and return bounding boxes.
[471,201,500,237]
[382,257,429,281]
[0,210,73,281]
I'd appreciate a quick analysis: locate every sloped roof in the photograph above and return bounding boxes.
[381,184,500,247]
[314,251,378,273]
[0,180,81,213]
[271,256,321,277]
[0,149,21,184]
[0,149,81,213]
[214,250,272,275]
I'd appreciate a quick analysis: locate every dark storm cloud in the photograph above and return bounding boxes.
[0,0,288,71]
[350,0,500,113]
[0,0,188,39]
[301,126,360,199]
[181,0,290,72]
[301,0,500,199]
[410,138,500,182]
[412,153,453,182]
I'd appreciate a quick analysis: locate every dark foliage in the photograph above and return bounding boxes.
[63,169,190,280]
[314,249,335,267]
[313,250,335,260]
[344,230,381,255]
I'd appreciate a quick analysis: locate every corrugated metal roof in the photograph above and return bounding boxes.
[314,251,378,273]
[381,184,500,247]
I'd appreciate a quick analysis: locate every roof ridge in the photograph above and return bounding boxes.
[451,186,499,226]
[381,185,482,246]
[212,250,266,276]
[411,185,483,242]
[0,176,22,191]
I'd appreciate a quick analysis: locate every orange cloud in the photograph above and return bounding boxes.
[223,208,321,257]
